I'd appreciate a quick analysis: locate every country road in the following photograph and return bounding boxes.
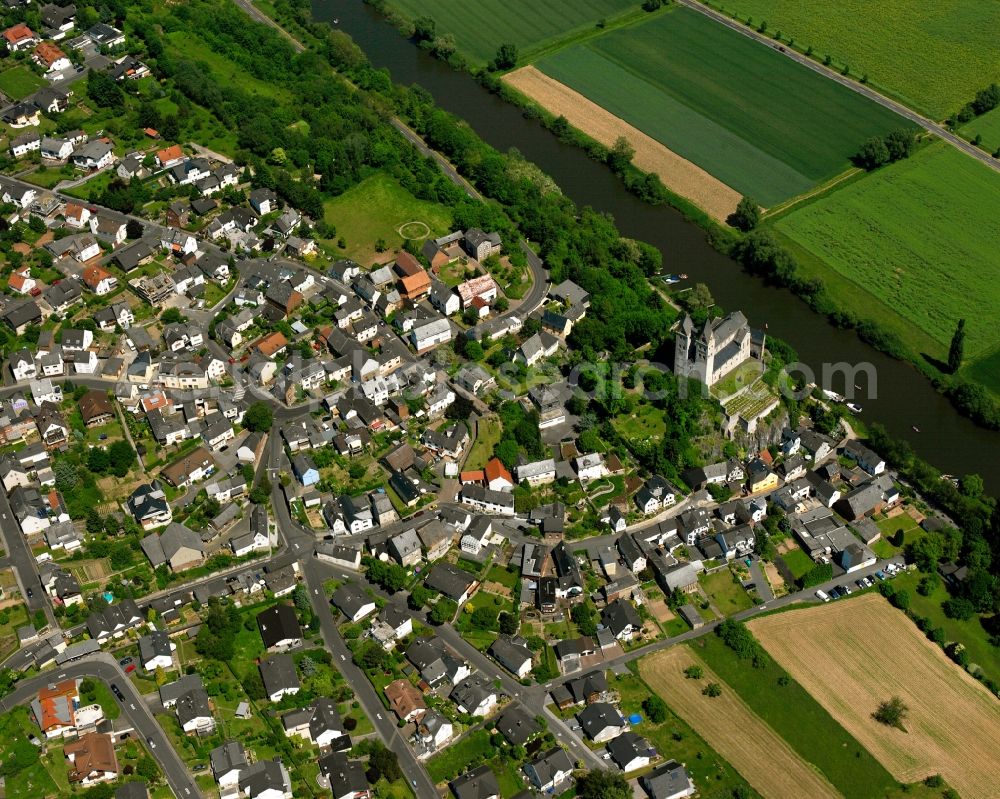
[681,0,1000,174]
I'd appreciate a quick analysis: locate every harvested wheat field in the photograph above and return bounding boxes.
[750,594,1000,799]
[503,66,741,222]
[640,647,842,799]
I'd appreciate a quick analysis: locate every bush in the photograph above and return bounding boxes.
[642,695,668,723]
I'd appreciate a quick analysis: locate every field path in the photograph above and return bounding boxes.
[640,647,843,799]
[750,594,1000,799]
[504,66,742,222]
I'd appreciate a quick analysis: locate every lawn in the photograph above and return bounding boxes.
[464,416,502,470]
[779,547,815,581]
[704,0,1000,119]
[0,66,47,101]
[611,402,665,441]
[690,633,897,799]
[386,0,638,63]
[534,7,911,206]
[699,568,754,615]
[321,172,453,266]
[0,708,60,799]
[484,564,519,589]
[893,570,1000,686]
[426,728,493,783]
[773,142,1000,388]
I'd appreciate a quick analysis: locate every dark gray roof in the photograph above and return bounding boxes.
[494,702,540,745]
[256,603,301,649]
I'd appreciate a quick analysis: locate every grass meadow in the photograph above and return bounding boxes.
[321,172,453,266]
[961,106,1000,153]
[690,633,897,799]
[386,0,637,63]
[0,66,47,100]
[534,8,910,206]
[772,143,1000,391]
[705,0,1000,119]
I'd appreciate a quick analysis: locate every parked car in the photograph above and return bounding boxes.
[815,589,831,602]
[838,584,853,595]
[110,684,125,701]
[856,580,867,590]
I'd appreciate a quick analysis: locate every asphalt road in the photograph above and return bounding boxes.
[302,559,439,798]
[0,654,201,798]
[679,0,1000,174]
[0,488,55,626]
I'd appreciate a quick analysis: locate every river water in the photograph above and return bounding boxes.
[318,0,1000,491]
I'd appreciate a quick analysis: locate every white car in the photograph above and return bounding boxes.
[815,589,831,602]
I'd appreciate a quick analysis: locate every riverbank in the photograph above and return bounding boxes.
[359,0,1000,435]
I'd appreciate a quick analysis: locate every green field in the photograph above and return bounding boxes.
[772,143,1000,386]
[690,633,899,799]
[387,0,637,63]
[0,66,47,101]
[426,728,493,783]
[961,105,1000,153]
[779,547,815,581]
[322,172,453,265]
[892,570,1000,686]
[534,8,910,205]
[699,569,754,615]
[706,0,1000,119]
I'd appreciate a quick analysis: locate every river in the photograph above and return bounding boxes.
[318,0,1000,491]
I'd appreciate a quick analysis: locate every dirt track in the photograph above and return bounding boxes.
[751,594,1000,799]
[640,647,842,799]
[503,66,742,223]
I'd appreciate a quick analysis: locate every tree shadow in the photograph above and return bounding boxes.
[921,352,950,374]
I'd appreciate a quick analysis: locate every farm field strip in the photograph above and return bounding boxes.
[640,647,843,799]
[385,0,637,63]
[503,66,741,222]
[703,0,1000,119]
[772,142,1000,372]
[750,594,1000,799]
[532,7,912,206]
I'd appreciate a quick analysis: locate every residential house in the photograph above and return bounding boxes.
[450,674,497,717]
[523,748,574,794]
[138,630,175,671]
[578,702,626,743]
[140,522,204,571]
[489,635,533,679]
[259,654,300,702]
[642,761,696,799]
[450,766,499,799]
[256,603,302,653]
[64,733,118,785]
[385,679,426,722]
[331,584,376,623]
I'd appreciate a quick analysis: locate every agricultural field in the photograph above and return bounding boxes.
[690,633,897,799]
[750,594,1000,799]
[639,647,842,799]
[321,172,453,266]
[772,143,1000,391]
[704,0,1000,118]
[530,8,911,206]
[386,0,637,63]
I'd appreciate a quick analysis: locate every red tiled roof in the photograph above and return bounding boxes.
[484,457,512,486]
